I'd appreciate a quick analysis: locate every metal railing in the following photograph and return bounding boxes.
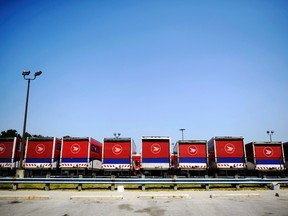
[0,177,287,191]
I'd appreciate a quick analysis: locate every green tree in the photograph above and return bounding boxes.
[23,132,32,139]
[0,129,45,138]
[31,134,45,138]
[0,129,21,138]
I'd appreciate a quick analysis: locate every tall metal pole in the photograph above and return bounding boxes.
[20,79,31,169]
[179,129,185,140]
[266,130,274,142]
[18,71,42,175]
[269,134,272,142]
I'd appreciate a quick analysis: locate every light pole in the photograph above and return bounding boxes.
[266,130,274,142]
[179,129,185,140]
[19,70,42,172]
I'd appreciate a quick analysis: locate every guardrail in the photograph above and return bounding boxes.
[1,177,287,191]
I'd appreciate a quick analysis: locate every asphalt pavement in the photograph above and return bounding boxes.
[0,189,287,216]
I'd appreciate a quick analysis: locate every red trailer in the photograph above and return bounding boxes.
[170,154,178,169]
[23,137,61,170]
[0,137,21,170]
[141,136,170,171]
[132,154,141,173]
[102,137,136,172]
[208,136,246,170]
[245,142,285,171]
[284,142,288,171]
[174,140,208,170]
[60,137,102,171]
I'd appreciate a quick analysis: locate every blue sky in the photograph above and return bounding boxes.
[0,0,287,151]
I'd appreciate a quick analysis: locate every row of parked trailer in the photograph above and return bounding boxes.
[0,136,288,177]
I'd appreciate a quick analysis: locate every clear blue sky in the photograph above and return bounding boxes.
[1,0,287,151]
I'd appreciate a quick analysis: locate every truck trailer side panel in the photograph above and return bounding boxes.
[0,137,20,169]
[102,138,135,170]
[246,142,285,171]
[60,137,102,170]
[24,137,61,169]
[208,136,246,169]
[141,136,170,170]
[177,140,208,170]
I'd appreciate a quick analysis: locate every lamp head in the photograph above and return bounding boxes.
[113,133,121,138]
[34,71,42,77]
[22,70,31,76]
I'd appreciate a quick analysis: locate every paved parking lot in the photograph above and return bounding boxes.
[0,189,287,216]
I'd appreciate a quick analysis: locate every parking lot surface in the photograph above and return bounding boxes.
[0,189,287,216]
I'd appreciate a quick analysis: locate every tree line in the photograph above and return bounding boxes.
[0,129,45,138]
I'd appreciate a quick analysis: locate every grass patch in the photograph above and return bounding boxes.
[0,183,287,191]
[0,184,13,190]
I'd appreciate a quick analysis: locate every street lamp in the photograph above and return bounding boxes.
[266,130,274,142]
[113,133,121,138]
[19,70,42,173]
[179,129,185,140]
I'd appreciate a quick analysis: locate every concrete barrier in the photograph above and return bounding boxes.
[0,195,50,200]
[210,193,260,198]
[117,185,124,192]
[70,195,123,200]
[138,194,189,199]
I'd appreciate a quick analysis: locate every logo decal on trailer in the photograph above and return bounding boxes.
[0,144,5,154]
[112,144,123,155]
[188,145,198,155]
[71,143,81,154]
[224,143,235,154]
[263,147,273,157]
[151,143,161,154]
[35,144,45,154]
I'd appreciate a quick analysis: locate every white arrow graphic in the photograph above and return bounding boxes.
[37,146,44,152]
[227,146,234,152]
[153,146,159,152]
[114,147,121,153]
[190,148,196,153]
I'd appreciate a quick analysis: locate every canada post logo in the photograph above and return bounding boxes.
[263,147,273,157]
[224,143,235,154]
[71,143,81,154]
[0,144,6,154]
[188,145,198,155]
[35,144,45,154]
[151,143,161,154]
[112,144,122,155]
